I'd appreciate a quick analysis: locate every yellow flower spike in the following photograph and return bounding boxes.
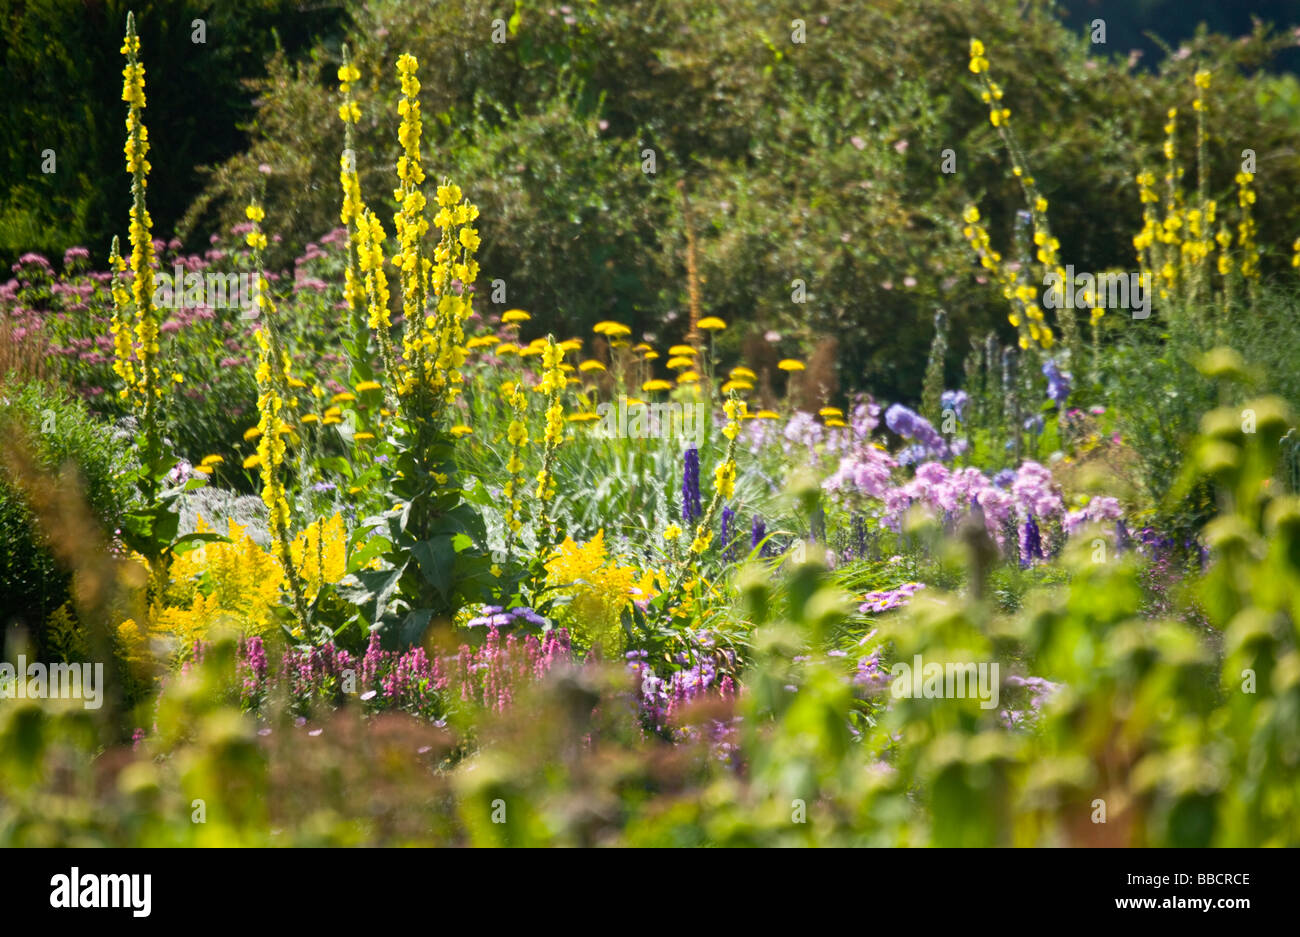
[663,524,682,542]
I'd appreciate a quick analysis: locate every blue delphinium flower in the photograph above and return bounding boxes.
[1042,359,1071,407]
[751,515,767,556]
[884,403,950,459]
[682,446,702,523]
[940,389,969,421]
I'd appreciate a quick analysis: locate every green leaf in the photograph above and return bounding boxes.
[412,536,456,599]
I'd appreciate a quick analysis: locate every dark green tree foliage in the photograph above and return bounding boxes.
[0,0,346,264]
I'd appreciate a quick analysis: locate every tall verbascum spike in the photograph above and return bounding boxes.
[393,53,429,398]
[107,235,137,400]
[245,196,310,633]
[120,12,163,462]
[337,44,369,371]
[356,208,398,394]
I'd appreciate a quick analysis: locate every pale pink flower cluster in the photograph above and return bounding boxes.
[880,460,1066,545]
[1063,496,1122,534]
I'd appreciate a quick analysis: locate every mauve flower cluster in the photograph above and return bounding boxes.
[1000,674,1062,729]
[456,627,572,712]
[851,648,891,693]
[626,645,737,738]
[283,641,356,707]
[1062,496,1123,535]
[233,627,572,720]
[859,581,925,614]
[237,636,270,705]
[823,443,897,500]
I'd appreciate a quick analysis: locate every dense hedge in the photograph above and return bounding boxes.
[0,381,133,655]
[183,0,1300,403]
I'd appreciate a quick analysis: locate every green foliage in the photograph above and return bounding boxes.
[0,381,132,651]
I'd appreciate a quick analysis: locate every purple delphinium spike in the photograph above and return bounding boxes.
[1019,514,1044,567]
[720,505,735,561]
[751,515,767,556]
[682,446,702,523]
